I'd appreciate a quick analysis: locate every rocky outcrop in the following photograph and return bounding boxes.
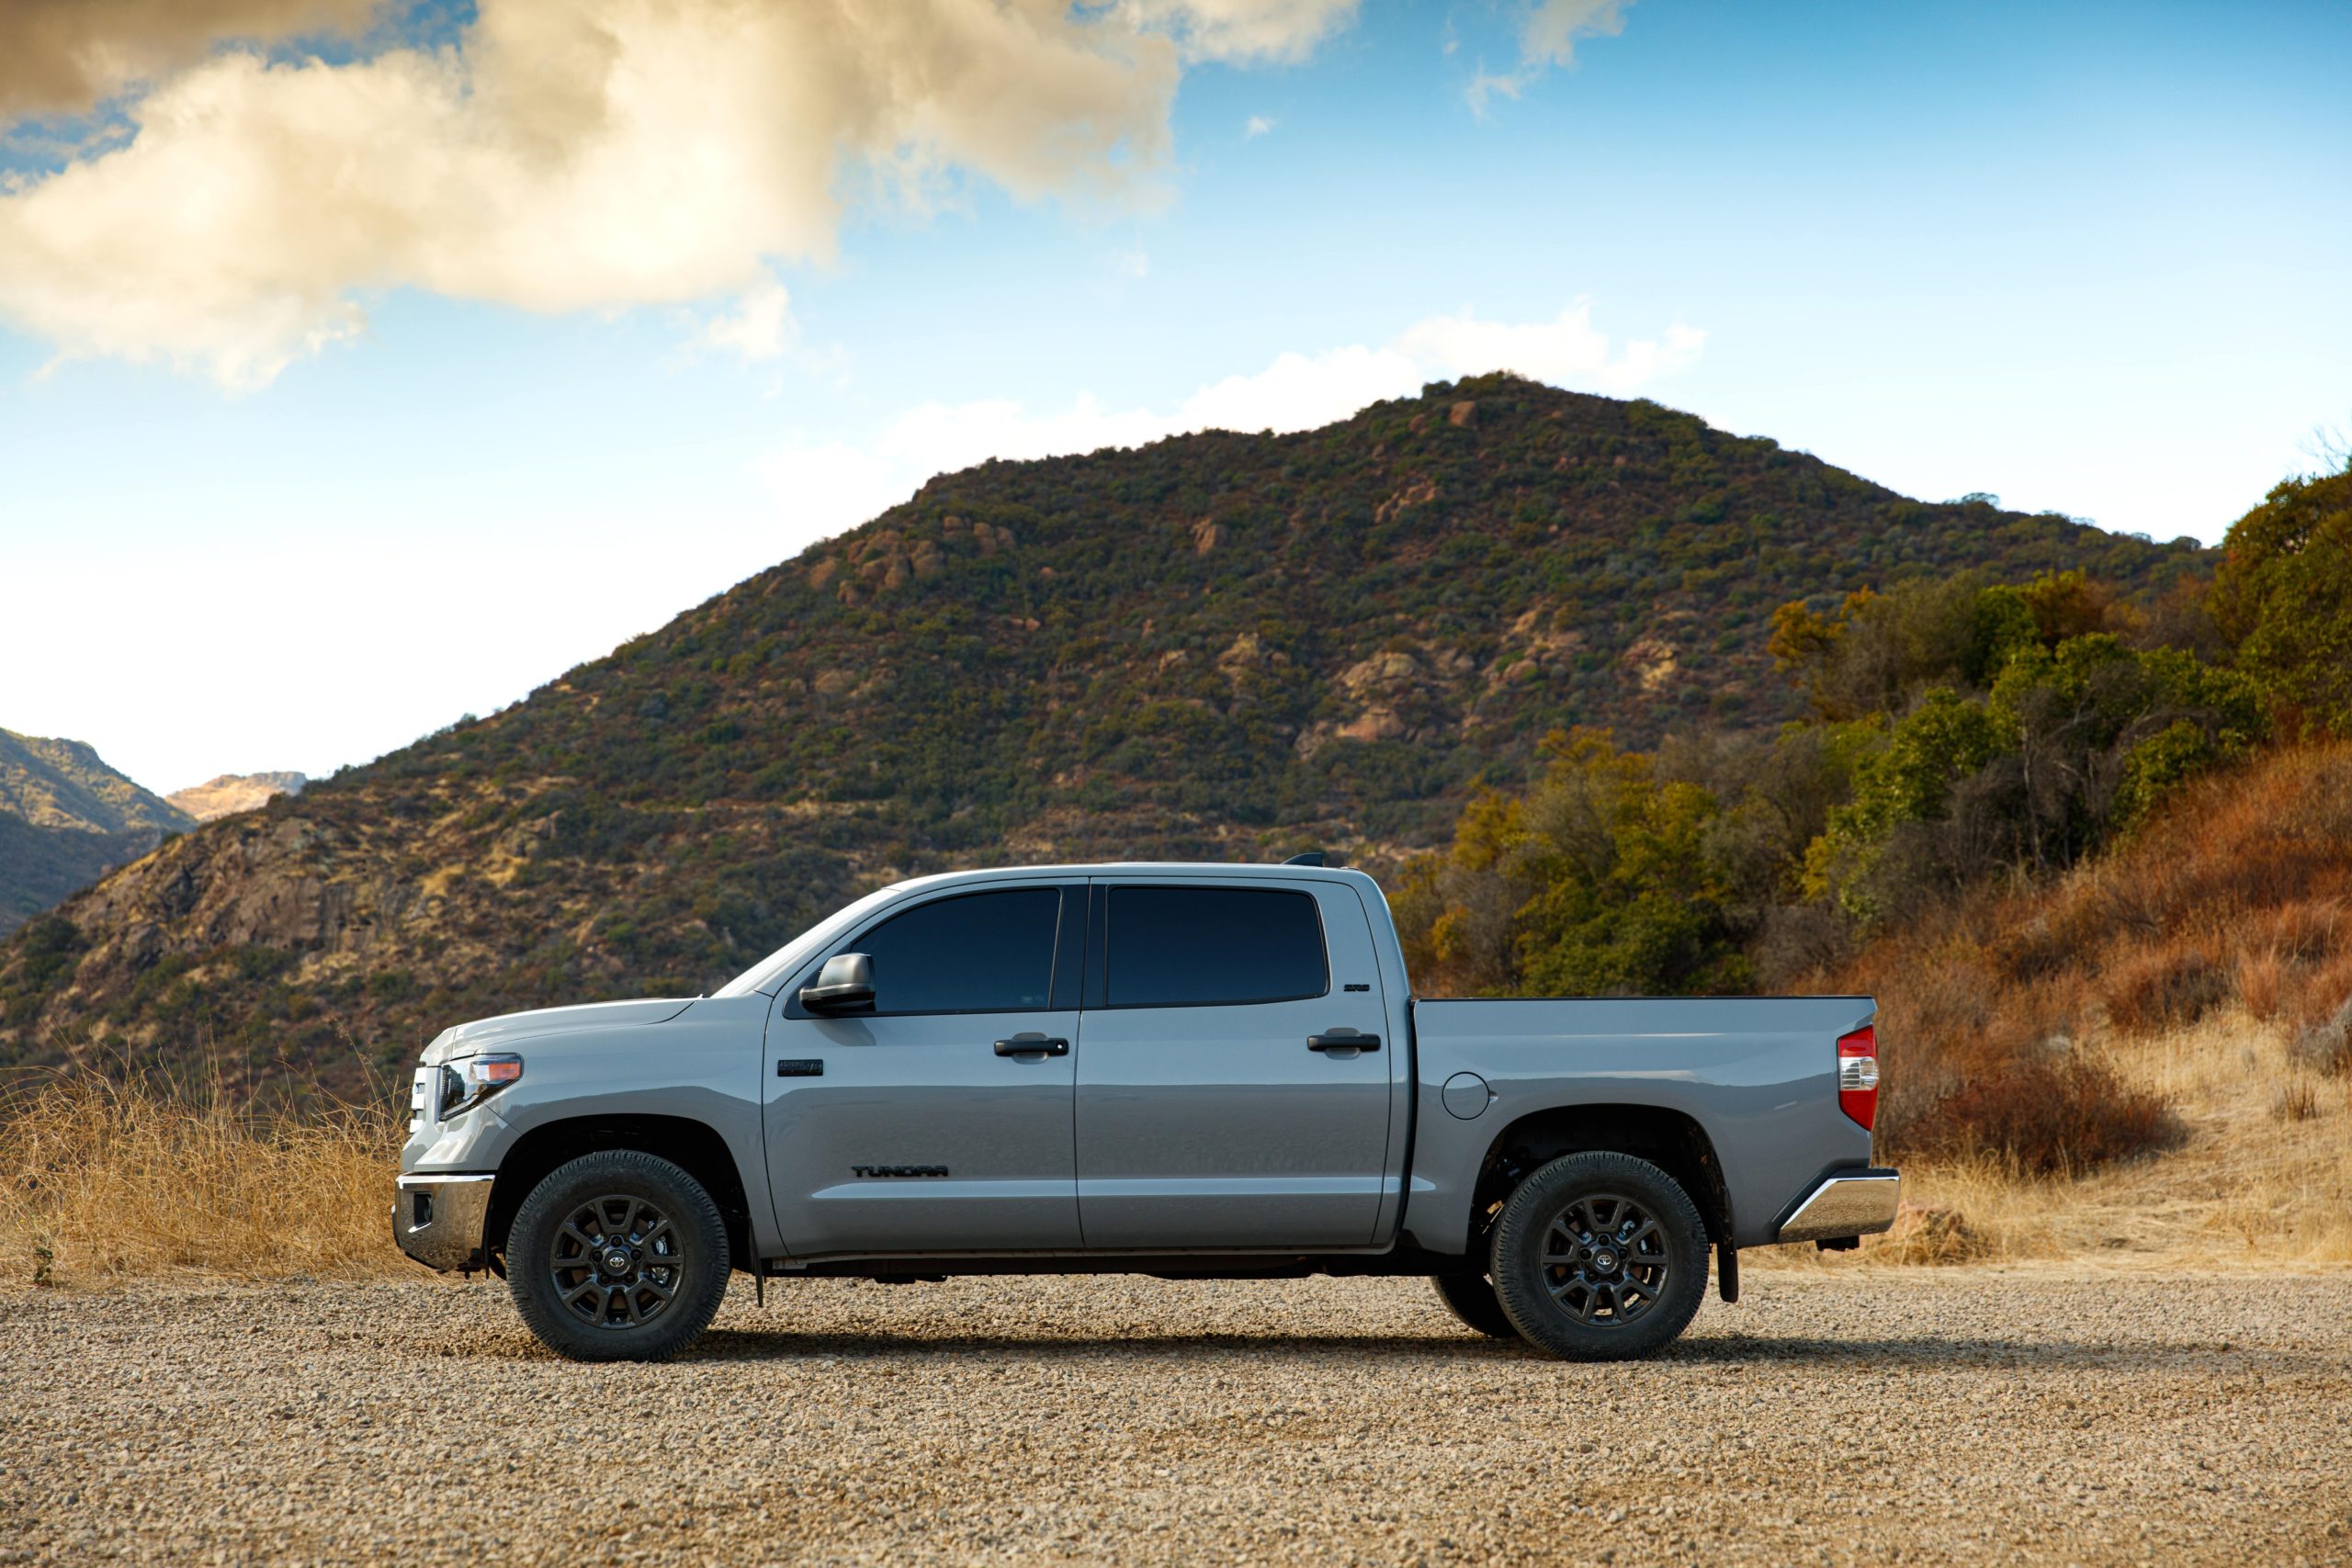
[1619,636,1679,694]
[66,812,366,965]
[808,516,1015,605]
[1374,479,1438,525]
[1296,643,1482,758]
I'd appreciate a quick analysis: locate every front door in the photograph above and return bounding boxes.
[1075,879,1396,1249]
[763,882,1085,1257]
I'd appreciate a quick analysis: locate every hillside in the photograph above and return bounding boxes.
[0,377,2206,1092]
[0,729,192,937]
[167,773,309,822]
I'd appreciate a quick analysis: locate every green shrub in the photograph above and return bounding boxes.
[2211,467,2352,736]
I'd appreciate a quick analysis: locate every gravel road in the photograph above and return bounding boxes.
[3,1269,2346,1566]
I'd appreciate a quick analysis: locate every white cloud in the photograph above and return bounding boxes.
[1175,344,1418,432]
[0,0,1357,388]
[1244,113,1276,138]
[1471,0,1634,111]
[1519,0,1632,67]
[756,299,1703,548]
[1396,301,1702,393]
[697,277,797,363]
[1118,0,1360,62]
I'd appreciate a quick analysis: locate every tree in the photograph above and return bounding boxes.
[1392,730,1750,998]
[2211,468,2352,736]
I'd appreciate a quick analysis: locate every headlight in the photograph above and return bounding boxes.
[437,1053,525,1119]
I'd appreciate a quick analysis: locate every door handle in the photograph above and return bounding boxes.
[1307,1029,1381,1053]
[994,1033,1069,1057]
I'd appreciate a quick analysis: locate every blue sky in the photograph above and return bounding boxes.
[2,0,2346,792]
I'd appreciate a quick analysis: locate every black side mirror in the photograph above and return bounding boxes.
[800,952,875,1013]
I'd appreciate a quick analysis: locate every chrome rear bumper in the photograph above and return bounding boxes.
[393,1173,494,1272]
[1775,1168,1901,1244]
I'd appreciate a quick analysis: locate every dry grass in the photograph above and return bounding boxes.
[1761,1009,2352,1275]
[2235,947,2286,1021]
[0,1069,410,1287]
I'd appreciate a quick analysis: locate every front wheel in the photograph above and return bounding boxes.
[507,1150,732,1362]
[1487,1152,1708,1361]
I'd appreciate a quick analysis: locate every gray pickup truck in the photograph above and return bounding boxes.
[397,861,1897,1361]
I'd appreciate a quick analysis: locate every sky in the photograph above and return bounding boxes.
[1,0,2346,794]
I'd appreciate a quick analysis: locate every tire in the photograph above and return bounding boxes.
[1487,1151,1708,1361]
[507,1150,732,1362]
[1430,1269,1521,1339]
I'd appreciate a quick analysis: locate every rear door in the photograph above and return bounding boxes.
[1074,878,1394,1248]
[763,881,1086,1257]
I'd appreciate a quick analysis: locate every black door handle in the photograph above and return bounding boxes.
[1307,1030,1381,1053]
[994,1033,1069,1057]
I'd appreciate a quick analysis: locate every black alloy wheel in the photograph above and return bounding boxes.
[1487,1151,1708,1360]
[508,1150,731,1361]
[548,1192,684,1330]
[1537,1191,1671,1325]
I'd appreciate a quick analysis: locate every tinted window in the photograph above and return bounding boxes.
[1105,886,1327,1008]
[854,889,1062,1014]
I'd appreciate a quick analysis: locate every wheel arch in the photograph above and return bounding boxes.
[1466,1102,1731,1253]
[486,1114,755,1275]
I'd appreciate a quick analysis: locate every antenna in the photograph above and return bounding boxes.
[1283,851,1327,867]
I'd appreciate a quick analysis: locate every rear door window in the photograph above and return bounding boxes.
[1104,886,1328,1008]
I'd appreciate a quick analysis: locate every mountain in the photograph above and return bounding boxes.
[0,376,2209,1093]
[168,773,309,822]
[0,729,195,936]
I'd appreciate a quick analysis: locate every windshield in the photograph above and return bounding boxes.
[710,883,907,998]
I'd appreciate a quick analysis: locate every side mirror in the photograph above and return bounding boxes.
[800,952,874,1013]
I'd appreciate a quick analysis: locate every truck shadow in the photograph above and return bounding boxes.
[674,1325,2312,1372]
[681,1327,1511,1363]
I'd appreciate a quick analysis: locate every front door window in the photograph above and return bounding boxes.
[860,887,1061,1014]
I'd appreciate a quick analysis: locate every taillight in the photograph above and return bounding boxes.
[1837,1026,1879,1130]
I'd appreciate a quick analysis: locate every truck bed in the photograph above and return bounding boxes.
[1404,996,1880,1252]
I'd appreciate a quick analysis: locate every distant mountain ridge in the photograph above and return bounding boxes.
[0,376,2210,1090]
[0,728,193,936]
[169,773,308,822]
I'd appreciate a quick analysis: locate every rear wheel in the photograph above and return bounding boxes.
[1487,1151,1707,1361]
[508,1150,731,1362]
[1430,1269,1521,1339]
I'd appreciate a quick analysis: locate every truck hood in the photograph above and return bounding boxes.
[421,998,699,1065]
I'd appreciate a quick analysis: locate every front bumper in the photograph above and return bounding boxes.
[1775,1168,1902,1244]
[393,1173,495,1271]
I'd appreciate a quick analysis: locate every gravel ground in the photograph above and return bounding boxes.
[2,1269,2346,1566]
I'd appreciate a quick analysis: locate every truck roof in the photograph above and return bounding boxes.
[876,861,1387,897]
